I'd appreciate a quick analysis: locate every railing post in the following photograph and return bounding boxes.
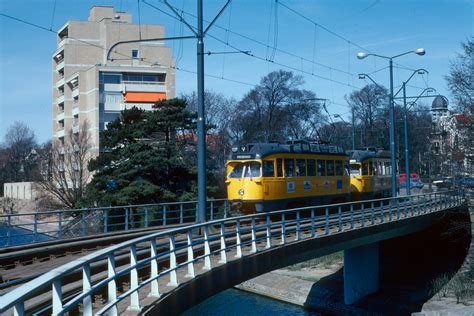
[179,204,184,224]
[52,279,62,315]
[210,201,214,221]
[380,201,384,223]
[361,203,365,228]
[235,219,242,258]
[350,204,354,229]
[423,194,427,214]
[280,213,287,244]
[107,254,118,316]
[125,208,129,231]
[82,263,92,316]
[204,226,212,267]
[103,209,108,234]
[149,239,160,297]
[34,213,38,242]
[195,203,199,222]
[168,235,178,285]
[219,222,227,263]
[224,200,228,219]
[58,212,63,239]
[410,197,415,217]
[162,205,167,226]
[186,230,195,277]
[371,202,375,225]
[311,208,316,237]
[325,207,330,235]
[266,214,272,249]
[429,193,433,212]
[417,195,421,216]
[396,198,400,220]
[144,208,149,228]
[13,303,24,316]
[338,206,343,232]
[388,199,393,221]
[251,217,257,253]
[129,244,141,311]
[6,215,11,247]
[295,211,301,241]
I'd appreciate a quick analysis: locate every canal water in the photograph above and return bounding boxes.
[183,288,320,316]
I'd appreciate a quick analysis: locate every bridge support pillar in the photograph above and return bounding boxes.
[343,242,379,304]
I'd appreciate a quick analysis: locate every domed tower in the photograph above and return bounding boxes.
[431,95,449,121]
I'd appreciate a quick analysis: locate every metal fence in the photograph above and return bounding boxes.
[0,191,464,315]
[0,199,228,247]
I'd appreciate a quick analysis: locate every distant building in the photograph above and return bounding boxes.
[52,6,176,155]
[430,95,473,175]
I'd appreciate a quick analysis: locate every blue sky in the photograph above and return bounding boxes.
[0,0,472,144]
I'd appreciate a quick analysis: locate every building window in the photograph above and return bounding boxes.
[132,49,139,59]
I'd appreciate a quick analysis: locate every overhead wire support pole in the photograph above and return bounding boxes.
[164,0,232,224]
[107,0,232,224]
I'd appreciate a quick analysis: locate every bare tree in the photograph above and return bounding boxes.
[229,70,325,143]
[0,121,37,184]
[445,38,474,116]
[37,121,92,208]
[346,84,389,147]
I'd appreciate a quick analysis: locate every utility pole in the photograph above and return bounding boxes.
[351,107,355,150]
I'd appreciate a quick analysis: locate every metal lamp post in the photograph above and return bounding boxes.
[356,48,426,198]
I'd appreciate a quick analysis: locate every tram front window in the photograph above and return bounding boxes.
[350,164,361,176]
[229,162,261,178]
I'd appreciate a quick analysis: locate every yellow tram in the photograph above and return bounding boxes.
[226,140,351,213]
[348,147,393,200]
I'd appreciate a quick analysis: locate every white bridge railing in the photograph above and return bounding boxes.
[0,191,464,315]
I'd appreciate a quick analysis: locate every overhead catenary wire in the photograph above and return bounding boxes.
[0,12,256,88]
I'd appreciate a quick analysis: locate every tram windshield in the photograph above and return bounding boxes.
[229,162,261,178]
[350,163,361,176]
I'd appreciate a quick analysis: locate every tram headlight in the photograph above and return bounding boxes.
[231,146,239,153]
[238,189,245,196]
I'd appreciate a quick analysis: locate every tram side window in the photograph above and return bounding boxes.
[384,162,389,175]
[373,162,378,175]
[344,161,350,176]
[368,162,373,175]
[362,162,369,175]
[327,160,335,176]
[296,159,306,177]
[262,160,275,177]
[276,159,283,177]
[335,160,343,176]
[317,160,326,176]
[284,159,295,177]
[307,159,316,176]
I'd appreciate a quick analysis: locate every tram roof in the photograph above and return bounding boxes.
[347,148,391,162]
[229,141,347,160]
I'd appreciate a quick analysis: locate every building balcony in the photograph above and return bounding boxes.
[72,125,79,134]
[122,81,166,93]
[72,88,79,98]
[72,103,79,115]
[56,77,65,89]
[57,129,65,139]
[57,94,65,105]
[57,111,65,121]
[55,60,65,72]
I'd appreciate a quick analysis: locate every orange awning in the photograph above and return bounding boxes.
[124,92,166,103]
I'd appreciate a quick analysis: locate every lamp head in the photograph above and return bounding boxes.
[358,74,366,79]
[427,88,435,93]
[417,70,426,75]
[414,48,426,56]
[357,52,369,59]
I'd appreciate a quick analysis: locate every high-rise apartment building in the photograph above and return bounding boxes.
[52,6,175,154]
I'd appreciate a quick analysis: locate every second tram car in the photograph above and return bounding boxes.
[348,147,393,200]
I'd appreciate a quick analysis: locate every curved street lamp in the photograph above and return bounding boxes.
[356,49,426,198]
